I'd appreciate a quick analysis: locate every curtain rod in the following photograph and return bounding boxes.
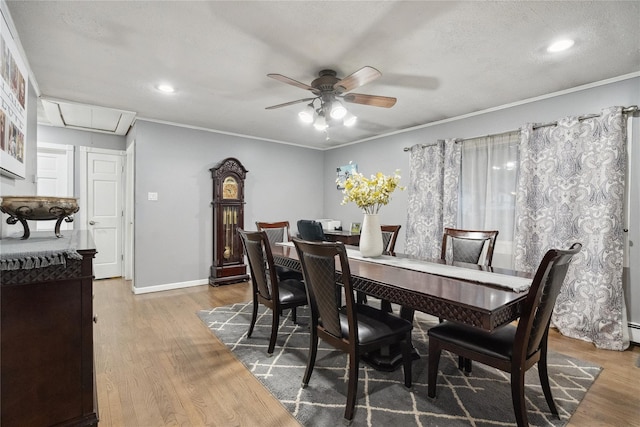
[403,131,517,151]
[532,105,638,130]
[403,105,638,151]
[403,139,445,151]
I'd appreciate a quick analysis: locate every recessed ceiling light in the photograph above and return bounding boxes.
[547,39,574,53]
[156,84,175,93]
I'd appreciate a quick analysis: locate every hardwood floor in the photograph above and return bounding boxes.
[94,278,640,426]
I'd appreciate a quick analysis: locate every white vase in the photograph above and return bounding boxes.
[359,213,383,257]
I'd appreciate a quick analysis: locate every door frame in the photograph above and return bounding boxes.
[79,146,126,278]
[125,141,135,284]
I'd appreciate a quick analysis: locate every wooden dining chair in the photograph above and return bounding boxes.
[238,229,307,355]
[440,227,499,373]
[296,219,327,241]
[256,221,303,281]
[427,243,582,427]
[256,220,293,244]
[441,228,499,266]
[293,238,413,423]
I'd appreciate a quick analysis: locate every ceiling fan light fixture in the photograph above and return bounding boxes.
[266,66,393,131]
[298,103,315,123]
[330,100,347,119]
[343,112,357,127]
[313,112,328,131]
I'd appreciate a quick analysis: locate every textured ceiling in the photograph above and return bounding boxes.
[6,1,640,149]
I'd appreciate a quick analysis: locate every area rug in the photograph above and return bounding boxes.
[198,302,601,427]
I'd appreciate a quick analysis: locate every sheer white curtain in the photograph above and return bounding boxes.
[459,131,520,268]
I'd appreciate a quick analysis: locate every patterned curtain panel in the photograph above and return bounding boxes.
[514,106,629,350]
[405,139,461,259]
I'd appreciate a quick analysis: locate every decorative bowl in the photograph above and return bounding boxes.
[0,196,79,239]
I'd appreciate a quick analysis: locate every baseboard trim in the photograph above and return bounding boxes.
[132,279,209,294]
[629,322,640,344]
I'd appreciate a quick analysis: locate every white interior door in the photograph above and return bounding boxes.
[36,142,74,232]
[82,148,124,279]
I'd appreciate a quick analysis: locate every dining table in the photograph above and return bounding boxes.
[271,243,533,370]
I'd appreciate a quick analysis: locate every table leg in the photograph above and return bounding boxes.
[361,306,420,372]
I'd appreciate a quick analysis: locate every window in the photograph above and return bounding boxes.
[459,131,520,267]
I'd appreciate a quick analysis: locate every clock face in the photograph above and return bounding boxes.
[222,176,238,199]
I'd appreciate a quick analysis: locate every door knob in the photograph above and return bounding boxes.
[89,221,96,225]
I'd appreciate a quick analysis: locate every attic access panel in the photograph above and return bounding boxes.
[41,98,136,135]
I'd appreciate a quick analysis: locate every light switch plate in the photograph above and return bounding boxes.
[148,192,158,201]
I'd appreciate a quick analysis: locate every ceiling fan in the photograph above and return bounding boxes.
[265,66,396,130]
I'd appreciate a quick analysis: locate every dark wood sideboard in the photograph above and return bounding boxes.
[1,230,98,427]
[323,230,361,246]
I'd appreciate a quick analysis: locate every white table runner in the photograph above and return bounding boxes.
[0,232,82,271]
[277,242,531,292]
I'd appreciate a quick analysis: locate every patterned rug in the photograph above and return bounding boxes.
[198,302,601,427]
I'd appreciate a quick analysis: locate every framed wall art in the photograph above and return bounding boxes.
[0,10,28,179]
[336,163,357,189]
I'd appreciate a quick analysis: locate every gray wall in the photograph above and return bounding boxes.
[132,120,324,289]
[37,125,126,151]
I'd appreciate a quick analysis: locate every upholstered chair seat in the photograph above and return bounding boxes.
[428,322,517,361]
[335,304,413,345]
[277,279,308,305]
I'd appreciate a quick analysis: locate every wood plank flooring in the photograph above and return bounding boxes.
[93,278,640,426]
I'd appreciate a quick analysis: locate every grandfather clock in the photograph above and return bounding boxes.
[210,157,249,286]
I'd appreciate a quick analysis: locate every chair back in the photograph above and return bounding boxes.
[441,228,499,266]
[256,221,291,245]
[517,243,582,358]
[381,225,401,256]
[293,239,356,343]
[297,220,327,241]
[238,229,277,301]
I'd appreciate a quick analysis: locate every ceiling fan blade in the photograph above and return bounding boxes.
[265,97,316,110]
[342,93,397,108]
[333,66,381,93]
[267,73,317,92]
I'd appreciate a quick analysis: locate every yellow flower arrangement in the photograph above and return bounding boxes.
[339,169,405,214]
